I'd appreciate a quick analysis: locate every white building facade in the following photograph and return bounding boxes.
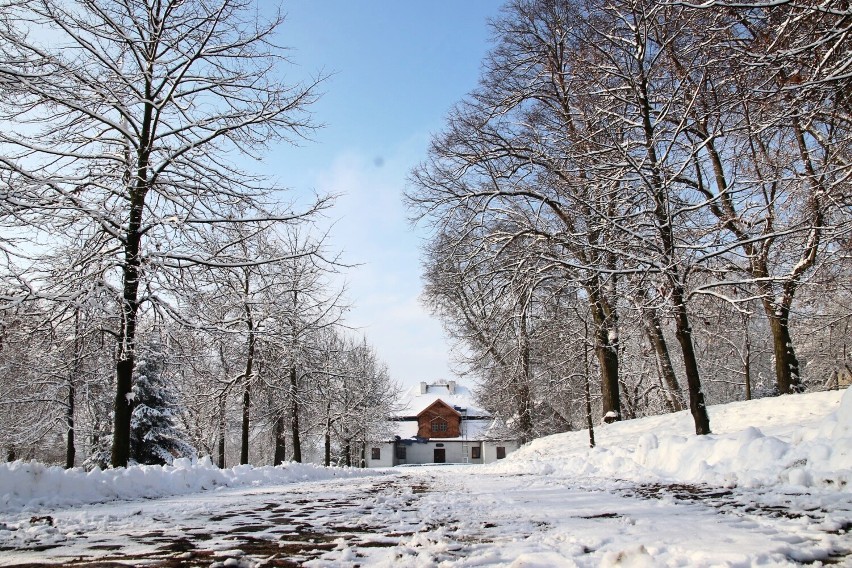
[365,380,520,467]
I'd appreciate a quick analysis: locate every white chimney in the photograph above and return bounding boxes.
[448,380,456,394]
[420,381,428,394]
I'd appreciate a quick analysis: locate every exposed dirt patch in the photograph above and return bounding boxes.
[624,482,830,521]
[86,544,122,551]
[626,482,734,502]
[578,512,621,520]
[0,475,461,567]
[622,482,850,565]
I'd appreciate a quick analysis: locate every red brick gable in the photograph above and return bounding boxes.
[417,399,461,438]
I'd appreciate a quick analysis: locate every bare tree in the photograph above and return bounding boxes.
[409,0,629,422]
[576,0,714,433]
[657,2,851,394]
[0,0,328,466]
[329,336,399,467]
[0,293,114,466]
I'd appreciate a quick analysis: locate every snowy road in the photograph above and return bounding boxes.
[1,465,850,567]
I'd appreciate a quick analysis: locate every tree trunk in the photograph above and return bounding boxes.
[66,309,79,469]
[516,309,534,443]
[240,279,256,466]
[324,430,331,466]
[240,335,254,465]
[289,366,302,463]
[112,356,134,467]
[582,319,595,448]
[587,286,620,421]
[324,403,332,466]
[240,379,250,465]
[744,340,752,401]
[112,230,142,468]
[111,84,154,469]
[217,395,226,469]
[274,413,287,465]
[515,380,534,444]
[65,381,76,469]
[767,306,802,394]
[743,315,752,401]
[671,285,711,434]
[642,306,684,412]
[344,440,351,467]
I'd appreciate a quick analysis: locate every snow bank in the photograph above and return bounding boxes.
[0,456,377,513]
[490,387,851,491]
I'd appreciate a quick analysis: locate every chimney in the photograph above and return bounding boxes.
[448,380,456,394]
[420,381,428,394]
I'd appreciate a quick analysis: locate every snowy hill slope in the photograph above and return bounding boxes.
[489,387,851,491]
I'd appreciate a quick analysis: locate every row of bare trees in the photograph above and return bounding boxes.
[0,0,398,468]
[407,0,851,439]
[0,285,398,468]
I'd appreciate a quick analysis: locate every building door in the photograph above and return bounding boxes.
[433,448,446,463]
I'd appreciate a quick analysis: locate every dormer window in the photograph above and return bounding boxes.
[432,419,448,433]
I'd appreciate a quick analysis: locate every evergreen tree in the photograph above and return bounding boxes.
[130,344,196,466]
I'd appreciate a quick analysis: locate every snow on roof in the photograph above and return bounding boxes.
[396,380,489,418]
[361,380,519,442]
[382,380,508,442]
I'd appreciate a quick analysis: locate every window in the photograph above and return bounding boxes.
[432,420,448,432]
[396,445,406,460]
[470,446,481,460]
[496,446,506,459]
[371,447,381,461]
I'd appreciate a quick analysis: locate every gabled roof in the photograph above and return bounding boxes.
[381,380,511,442]
[417,399,461,418]
[396,380,489,418]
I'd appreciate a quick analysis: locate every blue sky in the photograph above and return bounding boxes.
[264,2,503,389]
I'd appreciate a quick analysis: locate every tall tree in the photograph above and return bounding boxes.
[578,0,713,433]
[670,2,850,394]
[409,0,628,421]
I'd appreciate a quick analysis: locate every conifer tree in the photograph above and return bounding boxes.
[130,345,196,466]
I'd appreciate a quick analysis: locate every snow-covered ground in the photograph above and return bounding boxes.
[491,387,851,491]
[0,459,377,514]
[1,388,850,566]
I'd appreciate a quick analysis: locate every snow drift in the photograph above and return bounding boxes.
[0,457,378,513]
[490,387,851,491]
